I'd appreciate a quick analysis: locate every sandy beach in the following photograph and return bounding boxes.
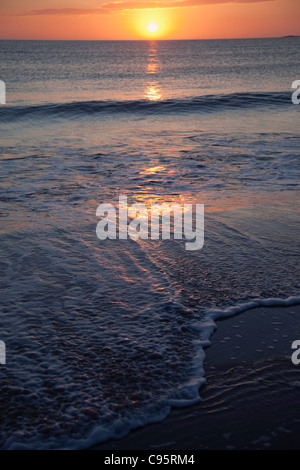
[93,304,300,450]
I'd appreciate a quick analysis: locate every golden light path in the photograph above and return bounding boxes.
[144,41,162,101]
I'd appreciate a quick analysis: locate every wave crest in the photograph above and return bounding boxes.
[0,91,291,121]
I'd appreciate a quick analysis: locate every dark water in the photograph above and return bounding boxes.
[0,38,299,449]
[0,92,293,121]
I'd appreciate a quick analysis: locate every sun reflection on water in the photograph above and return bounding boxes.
[145,85,162,101]
[144,41,163,101]
[139,165,166,176]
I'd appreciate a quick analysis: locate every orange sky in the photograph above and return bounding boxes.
[0,0,299,40]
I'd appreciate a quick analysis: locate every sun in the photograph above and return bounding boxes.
[148,23,158,34]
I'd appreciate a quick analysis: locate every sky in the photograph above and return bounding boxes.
[0,0,299,40]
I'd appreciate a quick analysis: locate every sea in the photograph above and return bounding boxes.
[0,38,299,449]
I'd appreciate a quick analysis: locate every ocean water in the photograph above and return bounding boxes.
[0,38,299,449]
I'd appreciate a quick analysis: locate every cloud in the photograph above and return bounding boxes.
[13,0,275,16]
[13,8,106,17]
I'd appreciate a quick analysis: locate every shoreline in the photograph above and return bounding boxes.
[92,304,300,450]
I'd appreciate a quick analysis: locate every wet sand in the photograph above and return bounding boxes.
[93,304,300,450]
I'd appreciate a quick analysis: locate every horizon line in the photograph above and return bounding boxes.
[0,35,299,41]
